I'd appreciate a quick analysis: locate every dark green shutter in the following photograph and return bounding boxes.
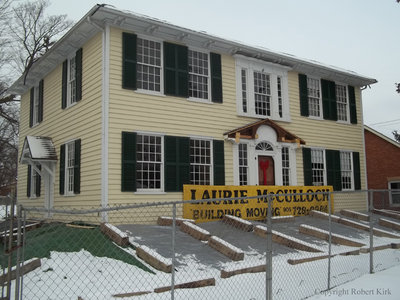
[326,150,341,191]
[29,88,34,127]
[27,165,31,197]
[298,74,309,117]
[38,79,44,123]
[321,79,337,121]
[62,60,67,109]
[213,140,225,185]
[75,48,83,102]
[210,53,223,103]
[302,148,312,186]
[59,144,65,194]
[121,132,137,192]
[122,32,137,90]
[348,86,357,124]
[353,152,361,190]
[164,136,190,192]
[36,166,41,197]
[74,139,81,194]
[164,42,188,97]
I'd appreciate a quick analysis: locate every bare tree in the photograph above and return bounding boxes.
[393,130,400,143]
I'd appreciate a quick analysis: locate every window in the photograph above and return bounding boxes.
[27,165,40,198]
[336,84,349,122]
[311,149,325,186]
[137,38,161,92]
[307,77,322,118]
[33,86,39,125]
[60,139,81,195]
[340,151,353,190]
[238,143,248,185]
[236,56,289,120]
[189,50,209,99]
[136,134,163,191]
[389,181,400,205]
[29,80,43,127]
[282,147,290,186]
[256,142,273,151]
[190,139,212,185]
[62,48,82,109]
[68,55,77,106]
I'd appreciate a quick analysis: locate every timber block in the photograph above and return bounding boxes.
[272,216,295,223]
[360,244,392,253]
[373,209,400,221]
[340,209,370,221]
[287,249,359,265]
[221,264,266,278]
[222,215,253,232]
[113,291,152,297]
[100,223,129,246]
[379,218,400,231]
[157,216,195,227]
[136,245,172,273]
[180,221,211,241]
[309,210,340,222]
[0,258,41,284]
[299,224,365,247]
[208,236,244,261]
[154,278,216,293]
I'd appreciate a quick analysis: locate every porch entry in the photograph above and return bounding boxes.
[258,156,275,185]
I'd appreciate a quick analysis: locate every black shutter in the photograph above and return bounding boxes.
[122,32,137,90]
[62,60,68,109]
[164,136,190,192]
[213,140,225,185]
[298,74,309,117]
[348,86,357,124]
[322,79,337,121]
[75,48,83,102]
[210,53,223,103]
[59,144,65,194]
[29,87,34,127]
[27,165,31,197]
[38,79,44,123]
[164,42,188,97]
[36,166,41,197]
[353,152,361,190]
[302,148,313,186]
[121,132,137,192]
[326,150,341,191]
[74,139,81,194]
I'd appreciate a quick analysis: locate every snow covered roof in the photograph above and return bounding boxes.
[20,136,57,163]
[9,4,377,95]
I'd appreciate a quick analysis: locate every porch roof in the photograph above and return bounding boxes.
[20,136,57,164]
[224,119,306,145]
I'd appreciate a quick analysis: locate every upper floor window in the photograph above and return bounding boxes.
[189,50,209,100]
[307,77,322,118]
[236,56,289,121]
[29,80,43,127]
[336,84,349,122]
[62,48,82,109]
[137,38,162,92]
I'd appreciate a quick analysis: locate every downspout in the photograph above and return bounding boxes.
[88,17,110,221]
[359,87,369,210]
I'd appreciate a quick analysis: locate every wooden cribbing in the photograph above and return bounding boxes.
[100,223,129,246]
[208,236,244,261]
[180,221,211,241]
[157,216,195,226]
[136,246,172,273]
[154,278,216,293]
[0,259,41,284]
[373,209,400,221]
[379,218,400,231]
[222,215,253,232]
[221,264,266,278]
[340,209,370,221]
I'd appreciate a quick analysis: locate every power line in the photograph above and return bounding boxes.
[369,118,400,126]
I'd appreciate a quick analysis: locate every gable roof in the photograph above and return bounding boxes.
[364,126,400,149]
[20,136,57,163]
[9,4,377,95]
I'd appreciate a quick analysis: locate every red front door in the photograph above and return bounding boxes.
[258,156,275,186]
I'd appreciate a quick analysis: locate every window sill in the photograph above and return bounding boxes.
[135,89,165,97]
[187,97,212,104]
[307,116,324,121]
[336,120,351,125]
[134,191,167,195]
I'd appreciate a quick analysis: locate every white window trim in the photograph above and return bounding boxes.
[310,147,327,186]
[29,168,38,199]
[135,35,164,97]
[188,47,212,103]
[135,132,164,194]
[32,84,40,127]
[235,55,291,122]
[306,76,324,120]
[340,150,354,191]
[189,136,214,185]
[388,181,400,207]
[66,54,77,108]
[335,82,350,124]
[64,140,76,196]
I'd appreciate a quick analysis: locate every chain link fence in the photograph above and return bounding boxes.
[1,189,400,299]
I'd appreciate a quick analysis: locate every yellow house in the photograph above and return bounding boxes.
[10,5,376,218]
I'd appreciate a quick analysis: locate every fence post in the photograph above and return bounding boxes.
[327,191,332,290]
[171,203,176,300]
[369,190,374,274]
[266,194,273,300]
[14,205,23,300]
[6,196,16,299]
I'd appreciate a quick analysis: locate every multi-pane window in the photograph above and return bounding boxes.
[389,182,400,205]
[254,71,271,116]
[137,38,162,92]
[189,50,209,99]
[282,147,290,186]
[190,139,212,185]
[340,151,353,190]
[65,142,75,194]
[277,76,283,118]
[238,143,248,185]
[32,86,40,126]
[241,69,248,113]
[311,149,325,186]
[68,55,76,106]
[307,77,321,117]
[136,134,162,190]
[336,84,348,122]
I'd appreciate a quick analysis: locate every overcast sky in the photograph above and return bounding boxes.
[47,0,400,139]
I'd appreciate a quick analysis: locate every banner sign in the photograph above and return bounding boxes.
[183,185,334,223]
